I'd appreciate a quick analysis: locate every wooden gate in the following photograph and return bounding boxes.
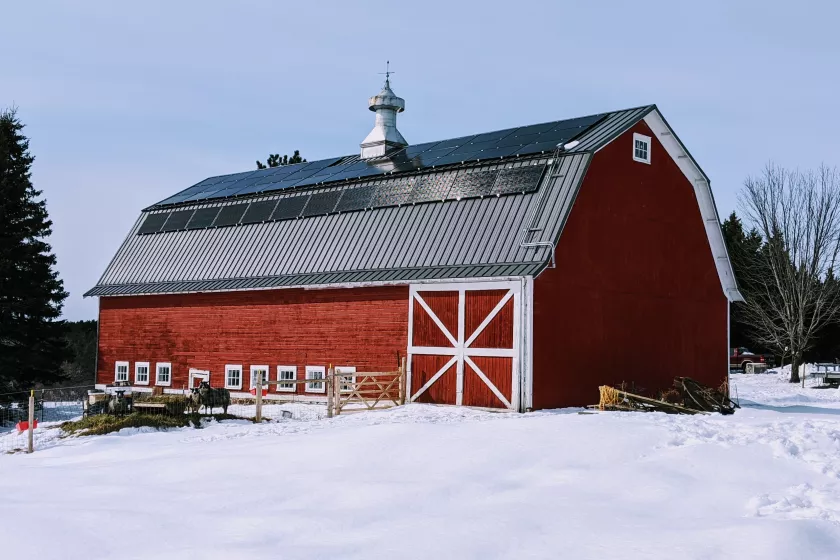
[408,281,520,410]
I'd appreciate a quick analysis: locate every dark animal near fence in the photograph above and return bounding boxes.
[188,382,231,414]
[107,391,133,415]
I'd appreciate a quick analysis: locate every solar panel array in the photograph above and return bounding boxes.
[138,162,548,235]
[152,113,605,208]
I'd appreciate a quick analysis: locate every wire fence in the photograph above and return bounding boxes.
[0,384,330,454]
[1,364,406,454]
[0,385,93,454]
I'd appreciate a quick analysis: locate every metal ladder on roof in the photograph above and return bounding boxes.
[517,146,567,269]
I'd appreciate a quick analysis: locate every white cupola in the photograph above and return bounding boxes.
[360,73,407,159]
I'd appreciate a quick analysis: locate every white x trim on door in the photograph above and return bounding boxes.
[407,281,520,410]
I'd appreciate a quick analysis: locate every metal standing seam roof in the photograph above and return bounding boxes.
[86,106,652,298]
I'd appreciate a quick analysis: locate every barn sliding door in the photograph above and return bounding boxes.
[408,281,520,410]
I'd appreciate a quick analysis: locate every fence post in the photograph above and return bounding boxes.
[399,356,407,405]
[27,390,35,453]
[326,365,334,418]
[333,366,341,416]
[255,370,263,423]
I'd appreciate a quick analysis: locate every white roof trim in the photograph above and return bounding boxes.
[641,109,743,302]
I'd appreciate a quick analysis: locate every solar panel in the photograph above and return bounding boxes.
[424,152,471,168]
[492,165,546,195]
[449,138,510,157]
[137,212,170,234]
[302,191,341,216]
[271,195,308,220]
[448,170,499,199]
[252,167,299,186]
[514,140,562,156]
[305,171,340,185]
[402,141,442,158]
[213,203,249,227]
[240,200,278,224]
[370,176,415,207]
[471,128,517,143]
[409,172,455,203]
[150,112,611,208]
[186,207,220,229]
[160,209,194,232]
[497,132,540,149]
[514,122,559,136]
[432,135,477,150]
[334,185,375,212]
[470,146,520,161]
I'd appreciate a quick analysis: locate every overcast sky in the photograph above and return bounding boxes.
[3,0,839,320]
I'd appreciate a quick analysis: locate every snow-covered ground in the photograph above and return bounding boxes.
[2,373,840,559]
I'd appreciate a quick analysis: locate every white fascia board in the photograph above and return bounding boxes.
[642,109,744,302]
[93,275,534,298]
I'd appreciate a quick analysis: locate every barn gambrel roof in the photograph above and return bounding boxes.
[85,105,742,301]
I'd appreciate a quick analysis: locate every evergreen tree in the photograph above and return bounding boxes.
[256,150,306,169]
[721,212,761,349]
[0,108,69,391]
[61,320,97,386]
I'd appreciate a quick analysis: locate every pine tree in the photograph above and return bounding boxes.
[0,108,69,391]
[256,149,306,169]
[721,212,766,351]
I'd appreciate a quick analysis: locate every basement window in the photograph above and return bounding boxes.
[115,361,129,383]
[135,362,150,385]
[225,365,243,390]
[277,366,297,392]
[305,365,326,393]
[633,133,651,164]
[156,362,172,386]
[336,366,357,394]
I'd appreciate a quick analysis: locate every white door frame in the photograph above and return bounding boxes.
[407,280,522,411]
[188,369,210,390]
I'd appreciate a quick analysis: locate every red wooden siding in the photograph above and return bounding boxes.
[532,121,728,409]
[411,292,458,347]
[96,286,409,392]
[411,355,456,404]
[463,357,512,408]
[418,291,459,338]
[465,290,513,349]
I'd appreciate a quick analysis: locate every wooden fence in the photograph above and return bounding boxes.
[261,357,406,420]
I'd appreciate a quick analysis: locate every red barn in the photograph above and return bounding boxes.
[86,82,742,411]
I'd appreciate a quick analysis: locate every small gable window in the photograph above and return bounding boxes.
[633,133,651,164]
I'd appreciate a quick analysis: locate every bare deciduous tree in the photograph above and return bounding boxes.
[739,163,840,383]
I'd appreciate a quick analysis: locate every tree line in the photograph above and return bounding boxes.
[723,164,840,382]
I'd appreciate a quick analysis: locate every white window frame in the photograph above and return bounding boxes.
[250,365,270,390]
[335,366,357,394]
[225,365,243,390]
[188,369,210,389]
[305,365,326,393]
[155,362,172,387]
[276,365,297,393]
[633,133,651,164]
[135,362,150,385]
[114,361,129,383]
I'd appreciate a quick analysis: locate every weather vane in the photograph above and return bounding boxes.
[379,61,394,86]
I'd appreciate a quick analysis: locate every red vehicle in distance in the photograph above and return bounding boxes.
[730,347,775,371]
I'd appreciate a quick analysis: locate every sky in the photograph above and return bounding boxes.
[2,0,839,320]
